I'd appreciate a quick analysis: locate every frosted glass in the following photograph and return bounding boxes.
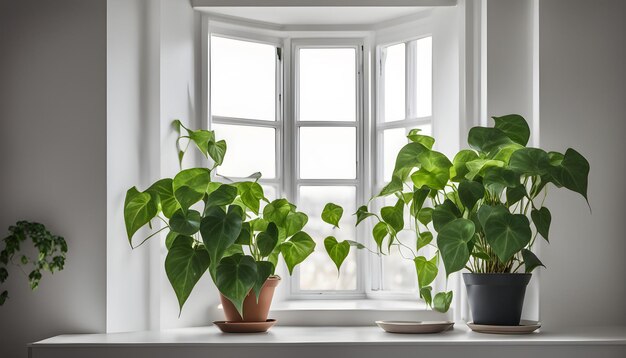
[383,128,408,182]
[299,48,356,121]
[212,124,276,179]
[415,37,432,118]
[210,36,276,121]
[299,127,356,179]
[298,186,357,290]
[383,43,406,122]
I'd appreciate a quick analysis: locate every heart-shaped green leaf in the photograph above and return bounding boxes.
[521,249,545,273]
[484,211,532,263]
[548,148,590,204]
[411,150,453,190]
[173,168,211,195]
[324,236,350,271]
[378,176,404,197]
[414,255,438,289]
[407,129,435,149]
[437,218,475,276]
[147,178,179,218]
[410,186,431,216]
[420,286,433,306]
[124,187,158,244]
[450,150,479,182]
[417,231,433,250]
[237,182,265,215]
[285,212,308,238]
[187,129,215,157]
[509,148,551,176]
[165,236,210,314]
[253,261,275,301]
[477,204,508,229]
[208,139,227,167]
[482,167,520,196]
[506,185,527,206]
[468,127,514,154]
[235,222,252,245]
[205,184,238,208]
[200,206,243,278]
[417,207,434,226]
[372,222,389,252]
[433,291,453,313]
[458,180,484,210]
[493,114,530,146]
[432,199,461,232]
[280,232,316,274]
[263,199,293,226]
[381,199,404,233]
[354,205,375,226]
[390,142,429,181]
[169,209,201,236]
[321,203,343,228]
[257,222,279,257]
[465,159,505,180]
[531,207,551,242]
[215,253,257,316]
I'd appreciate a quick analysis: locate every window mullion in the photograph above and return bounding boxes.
[406,40,417,120]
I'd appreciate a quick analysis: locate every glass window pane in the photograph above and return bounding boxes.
[383,43,405,122]
[299,48,356,121]
[210,35,276,121]
[299,127,356,179]
[212,124,276,179]
[383,128,409,182]
[415,37,432,118]
[298,186,357,290]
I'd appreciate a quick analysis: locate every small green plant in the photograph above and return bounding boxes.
[0,221,68,305]
[124,120,315,316]
[323,114,590,313]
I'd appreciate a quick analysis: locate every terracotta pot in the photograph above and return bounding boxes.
[220,276,280,322]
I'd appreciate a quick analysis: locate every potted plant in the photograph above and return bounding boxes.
[383,114,588,325]
[124,120,315,329]
[0,221,68,306]
[324,114,589,326]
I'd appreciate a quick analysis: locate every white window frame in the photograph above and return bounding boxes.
[289,38,367,299]
[206,24,285,203]
[369,32,435,299]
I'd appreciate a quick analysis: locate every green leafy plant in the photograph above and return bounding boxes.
[323,115,590,312]
[0,221,68,305]
[124,120,315,316]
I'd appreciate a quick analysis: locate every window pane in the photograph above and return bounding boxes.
[299,127,356,179]
[383,43,405,122]
[298,186,357,290]
[382,128,408,182]
[210,36,276,121]
[415,37,432,118]
[212,124,276,179]
[299,48,356,121]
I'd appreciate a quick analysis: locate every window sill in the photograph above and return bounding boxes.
[269,299,450,326]
[30,325,626,358]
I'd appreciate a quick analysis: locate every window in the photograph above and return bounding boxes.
[209,34,282,202]
[208,25,434,300]
[374,36,433,293]
[293,42,363,295]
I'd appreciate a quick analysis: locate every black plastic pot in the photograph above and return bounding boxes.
[463,273,531,326]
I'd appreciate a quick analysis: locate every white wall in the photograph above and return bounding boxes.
[0,1,107,357]
[538,0,626,329]
[106,0,160,333]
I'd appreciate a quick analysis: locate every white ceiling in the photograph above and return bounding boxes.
[202,7,431,26]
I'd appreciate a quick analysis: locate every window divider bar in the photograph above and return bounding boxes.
[295,121,358,128]
[295,179,359,186]
[212,116,281,128]
[376,117,432,130]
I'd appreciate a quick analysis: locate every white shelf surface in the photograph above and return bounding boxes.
[29,324,626,358]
